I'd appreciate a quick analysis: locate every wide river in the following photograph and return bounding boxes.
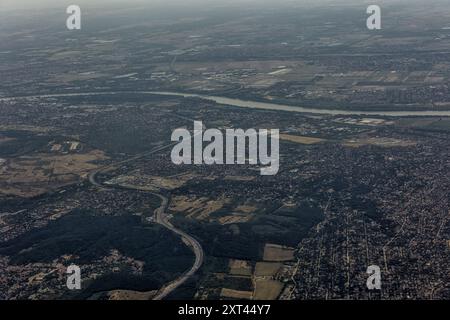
[149,91,450,117]
[3,91,450,117]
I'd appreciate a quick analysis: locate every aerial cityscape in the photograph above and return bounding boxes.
[0,0,449,302]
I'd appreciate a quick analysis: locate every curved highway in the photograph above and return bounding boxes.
[87,146,204,300]
[151,192,204,300]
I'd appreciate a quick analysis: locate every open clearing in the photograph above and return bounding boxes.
[107,289,157,300]
[220,288,253,299]
[229,259,253,276]
[253,279,284,300]
[254,262,282,277]
[279,134,325,145]
[218,213,253,225]
[116,173,196,190]
[0,149,108,197]
[263,244,295,262]
[342,137,416,148]
[169,195,231,221]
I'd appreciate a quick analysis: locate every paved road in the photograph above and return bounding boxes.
[152,193,204,300]
[87,145,204,300]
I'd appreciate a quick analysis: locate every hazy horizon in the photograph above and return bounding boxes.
[0,0,427,11]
